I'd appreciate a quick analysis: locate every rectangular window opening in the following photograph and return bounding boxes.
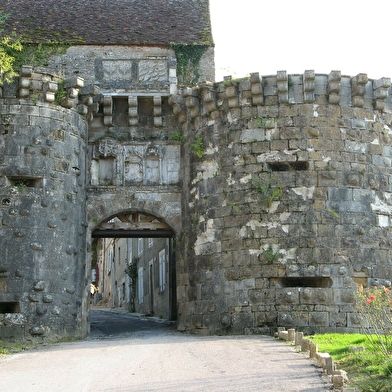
[112,97,129,126]
[138,97,154,127]
[268,161,309,171]
[269,277,332,288]
[8,177,43,188]
[0,301,20,313]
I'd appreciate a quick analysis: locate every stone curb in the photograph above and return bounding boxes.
[275,328,358,392]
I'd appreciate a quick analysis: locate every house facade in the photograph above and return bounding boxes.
[94,215,173,320]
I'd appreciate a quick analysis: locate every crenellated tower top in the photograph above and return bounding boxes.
[169,70,392,125]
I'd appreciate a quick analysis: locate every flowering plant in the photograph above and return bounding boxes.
[355,285,392,368]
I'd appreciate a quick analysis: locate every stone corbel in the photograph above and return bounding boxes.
[128,96,138,126]
[225,79,239,109]
[153,96,163,127]
[351,73,368,108]
[169,94,187,124]
[277,71,288,103]
[328,71,341,105]
[79,85,100,121]
[250,72,263,106]
[61,76,84,109]
[373,77,391,111]
[19,66,33,98]
[184,88,199,118]
[103,96,113,126]
[200,82,217,117]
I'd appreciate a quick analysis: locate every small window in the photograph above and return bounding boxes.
[8,177,42,189]
[159,249,166,292]
[138,238,143,256]
[269,277,332,288]
[267,162,309,171]
[138,267,144,304]
[0,301,20,313]
[107,248,113,274]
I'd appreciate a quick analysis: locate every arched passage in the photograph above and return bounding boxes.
[90,211,177,321]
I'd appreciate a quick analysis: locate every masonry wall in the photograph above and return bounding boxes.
[39,45,214,92]
[3,66,392,341]
[0,70,89,341]
[174,71,392,335]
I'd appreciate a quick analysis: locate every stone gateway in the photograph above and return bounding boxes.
[1,0,391,341]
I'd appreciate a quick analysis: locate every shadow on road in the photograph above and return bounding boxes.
[89,308,175,339]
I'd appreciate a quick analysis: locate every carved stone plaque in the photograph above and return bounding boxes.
[138,60,167,83]
[102,60,133,81]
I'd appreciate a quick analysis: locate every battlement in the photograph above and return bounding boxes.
[170,71,392,123]
[0,66,99,120]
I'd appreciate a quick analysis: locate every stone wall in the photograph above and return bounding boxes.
[174,71,392,335]
[0,70,89,341]
[37,45,214,92]
[2,67,392,341]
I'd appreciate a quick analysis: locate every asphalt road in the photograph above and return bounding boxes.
[0,309,332,392]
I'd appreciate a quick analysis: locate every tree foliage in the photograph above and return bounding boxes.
[0,12,22,85]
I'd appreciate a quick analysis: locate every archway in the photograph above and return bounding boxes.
[91,212,177,321]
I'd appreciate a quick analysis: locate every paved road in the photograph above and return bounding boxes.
[0,309,332,392]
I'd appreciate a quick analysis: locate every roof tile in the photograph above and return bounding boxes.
[1,0,213,46]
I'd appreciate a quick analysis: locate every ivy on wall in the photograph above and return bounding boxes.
[0,12,22,85]
[170,43,207,86]
[11,42,70,70]
[1,12,85,81]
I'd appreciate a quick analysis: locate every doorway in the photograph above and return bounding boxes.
[91,212,177,321]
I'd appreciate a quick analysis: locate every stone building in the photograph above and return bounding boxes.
[0,0,212,341]
[1,0,392,342]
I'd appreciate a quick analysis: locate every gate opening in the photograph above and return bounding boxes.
[91,212,176,321]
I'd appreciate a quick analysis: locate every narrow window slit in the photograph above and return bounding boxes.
[269,277,332,288]
[268,161,309,171]
[0,301,20,313]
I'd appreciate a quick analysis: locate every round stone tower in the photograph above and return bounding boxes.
[173,71,392,335]
[0,67,89,341]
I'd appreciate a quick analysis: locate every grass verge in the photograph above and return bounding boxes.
[0,340,37,356]
[310,333,392,392]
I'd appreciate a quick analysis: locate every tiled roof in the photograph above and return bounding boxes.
[1,0,213,46]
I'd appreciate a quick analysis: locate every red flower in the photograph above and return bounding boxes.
[366,295,376,304]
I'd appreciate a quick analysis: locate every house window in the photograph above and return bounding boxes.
[138,238,143,256]
[107,248,113,274]
[159,249,166,292]
[148,238,154,248]
[138,267,144,304]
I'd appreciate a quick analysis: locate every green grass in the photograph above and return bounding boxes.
[310,333,392,392]
[0,340,36,356]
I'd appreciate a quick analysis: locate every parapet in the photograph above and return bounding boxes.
[1,66,99,120]
[170,70,392,123]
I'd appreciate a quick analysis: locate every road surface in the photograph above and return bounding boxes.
[0,309,332,391]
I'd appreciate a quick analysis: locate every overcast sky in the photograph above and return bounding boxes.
[210,0,392,82]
